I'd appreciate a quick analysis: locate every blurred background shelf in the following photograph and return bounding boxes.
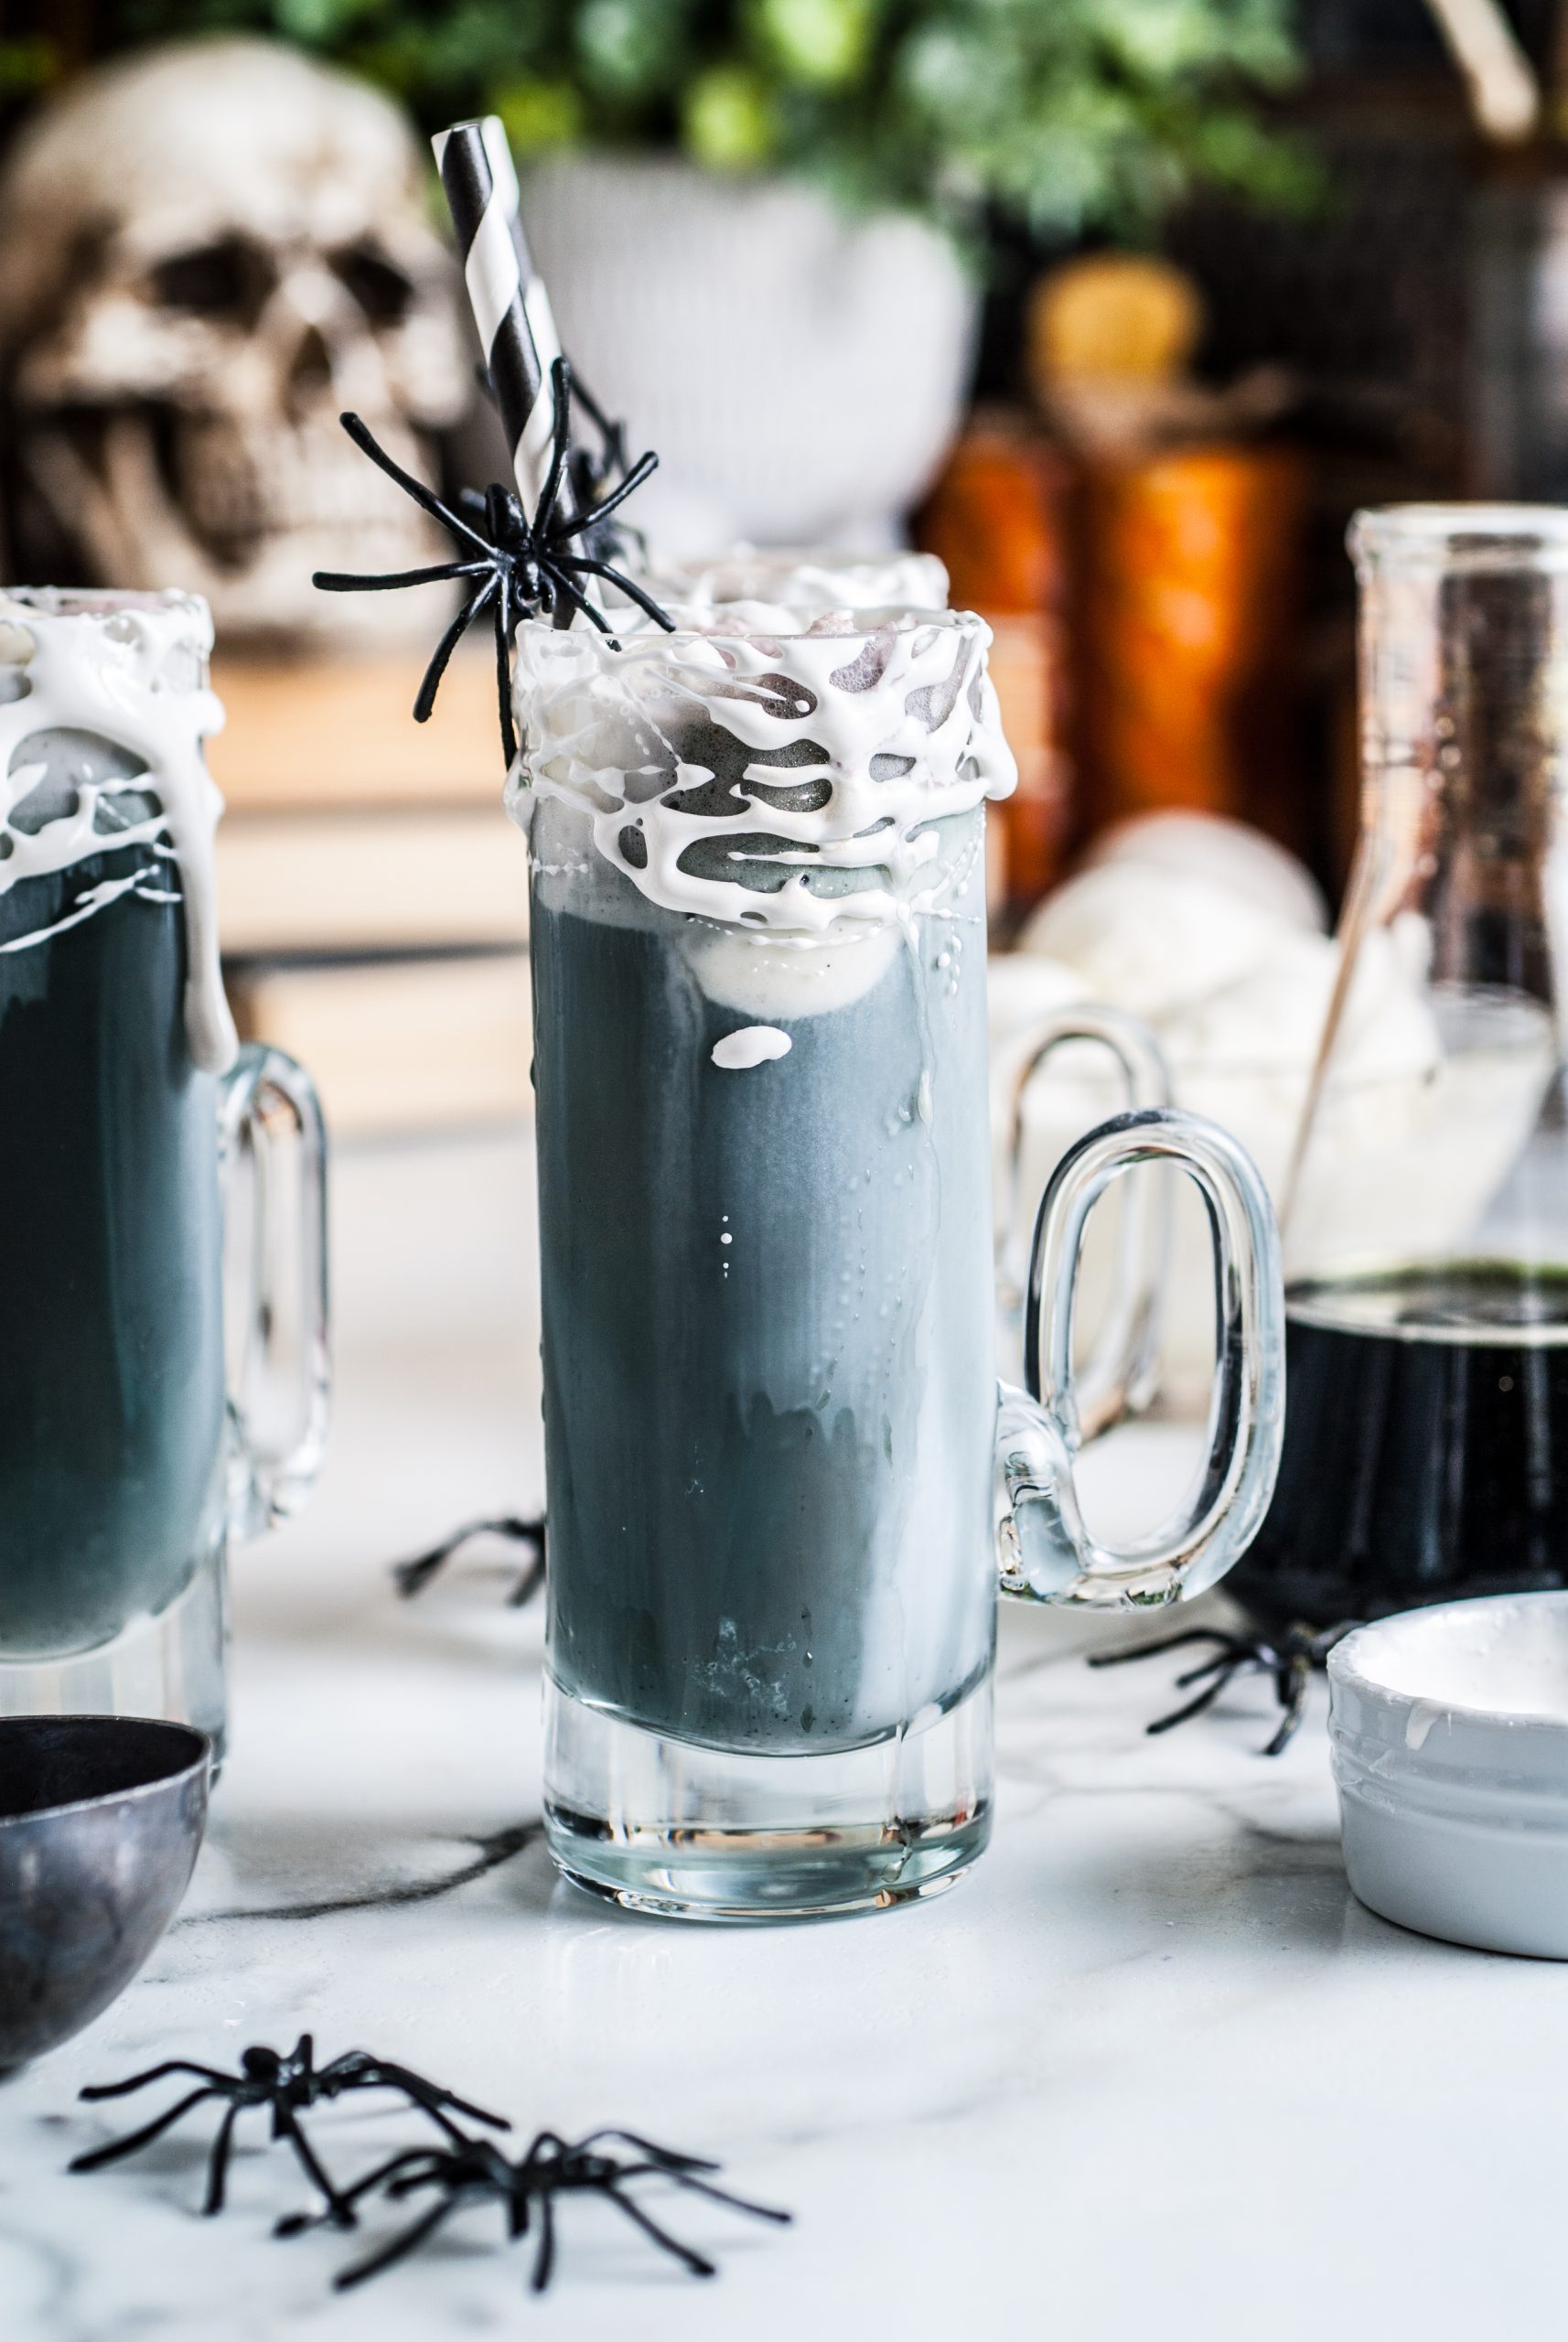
[214,805,527,957]
[208,647,503,812]
[206,648,528,1134]
[228,951,532,1139]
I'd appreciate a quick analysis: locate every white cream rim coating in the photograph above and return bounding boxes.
[509,606,1015,938]
[0,588,235,1071]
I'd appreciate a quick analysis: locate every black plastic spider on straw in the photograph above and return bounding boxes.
[278,2124,790,2294]
[1089,1619,1359,1756]
[70,2034,509,2221]
[469,356,634,563]
[313,356,675,767]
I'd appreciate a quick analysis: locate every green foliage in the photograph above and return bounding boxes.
[0,35,63,95]
[109,0,1309,236]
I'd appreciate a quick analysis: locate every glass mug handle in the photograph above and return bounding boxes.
[217,1043,331,1542]
[996,1107,1285,1608]
[1002,1004,1171,1439]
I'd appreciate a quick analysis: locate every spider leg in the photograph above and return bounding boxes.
[552,450,660,543]
[563,556,678,632]
[342,2061,510,2136]
[1311,1619,1362,1665]
[1172,1646,1260,1692]
[508,1550,547,1607]
[278,2106,355,2225]
[532,2187,555,2293]
[393,1514,543,1602]
[607,2155,791,2225]
[413,576,498,725]
[652,2169,792,2225]
[543,564,617,639]
[275,2148,439,2238]
[334,2192,465,2292]
[70,2086,222,2174]
[411,2082,510,2134]
[312,560,485,595]
[491,569,519,768]
[202,2100,245,2217]
[334,413,493,553]
[530,360,574,536]
[275,2154,433,2229]
[365,2141,454,2194]
[80,2060,231,2100]
[1262,1655,1313,1757]
[604,2182,717,2278]
[567,366,619,453]
[573,2128,719,2175]
[1144,1657,1249,1735]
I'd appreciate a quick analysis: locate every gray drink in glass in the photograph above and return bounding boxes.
[514,599,1286,1920]
[0,591,328,1746]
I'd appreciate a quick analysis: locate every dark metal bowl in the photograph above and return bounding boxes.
[0,1715,210,2072]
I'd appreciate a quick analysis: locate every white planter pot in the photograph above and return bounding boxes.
[521,154,978,554]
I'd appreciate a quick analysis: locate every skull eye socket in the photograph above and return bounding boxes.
[150,237,264,323]
[330,242,414,328]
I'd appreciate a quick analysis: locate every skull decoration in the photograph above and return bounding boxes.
[0,38,469,643]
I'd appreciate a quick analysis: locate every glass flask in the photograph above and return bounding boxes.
[1235,506,1568,1627]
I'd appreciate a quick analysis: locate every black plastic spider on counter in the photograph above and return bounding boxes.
[1089,1619,1360,1756]
[70,2035,509,2220]
[279,2124,791,2294]
[393,1514,546,1607]
[314,356,675,767]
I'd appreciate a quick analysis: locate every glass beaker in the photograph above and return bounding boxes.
[515,605,1284,1920]
[1236,506,1568,1626]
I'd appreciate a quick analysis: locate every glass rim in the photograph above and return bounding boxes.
[0,586,210,624]
[1350,503,1568,572]
[513,601,972,651]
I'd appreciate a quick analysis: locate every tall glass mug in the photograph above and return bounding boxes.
[513,604,1284,1919]
[0,591,328,1750]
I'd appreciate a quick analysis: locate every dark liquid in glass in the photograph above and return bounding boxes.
[0,837,225,1658]
[1232,1261,1568,1627]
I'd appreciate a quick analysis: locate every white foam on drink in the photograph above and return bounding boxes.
[711,1025,792,1069]
[686,923,900,1019]
[510,606,1015,940]
[0,589,235,1070]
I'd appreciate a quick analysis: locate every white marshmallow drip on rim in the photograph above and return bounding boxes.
[509,606,1016,938]
[0,588,236,1072]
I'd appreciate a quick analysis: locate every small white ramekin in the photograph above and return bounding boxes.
[1328,1593,1568,1959]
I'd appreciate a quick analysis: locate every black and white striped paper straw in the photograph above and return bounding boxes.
[433,116,568,519]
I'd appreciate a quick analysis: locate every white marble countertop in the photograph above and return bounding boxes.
[4,1133,1564,2342]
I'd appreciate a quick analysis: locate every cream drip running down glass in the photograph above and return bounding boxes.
[0,590,328,1749]
[513,595,1288,1918]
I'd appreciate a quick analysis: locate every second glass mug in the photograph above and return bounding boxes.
[514,604,1285,1919]
[0,590,329,1753]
